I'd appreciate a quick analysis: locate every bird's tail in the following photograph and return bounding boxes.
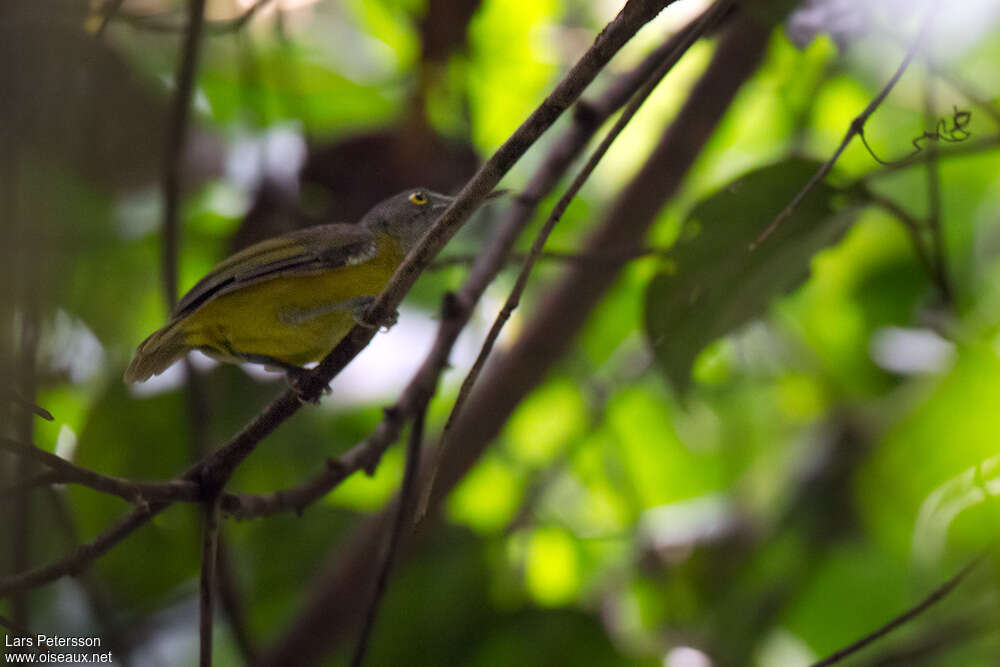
[123,321,190,383]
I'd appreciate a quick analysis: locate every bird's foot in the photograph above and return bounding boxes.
[352,298,399,332]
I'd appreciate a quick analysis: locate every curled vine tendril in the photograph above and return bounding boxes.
[860,105,972,166]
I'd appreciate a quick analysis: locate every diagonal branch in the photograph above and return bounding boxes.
[215,539,257,663]
[349,409,428,667]
[199,497,221,667]
[0,438,200,504]
[753,1,937,248]
[161,0,207,309]
[809,552,986,667]
[0,471,66,501]
[878,26,1000,127]
[3,392,53,421]
[859,187,935,279]
[0,501,169,597]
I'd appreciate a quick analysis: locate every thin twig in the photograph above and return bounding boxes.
[753,1,937,248]
[215,540,257,663]
[199,497,221,667]
[219,412,407,518]
[0,501,168,597]
[809,552,987,667]
[186,366,256,662]
[0,470,65,500]
[422,0,734,516]
[860,188,935,278]
[43,488,135,664]
[865,133,1000,178]
[162,0,207,309]
[857,105,971,167]
[854,614,992,667]
[349,409,427,667]
[878,27,1000,127]
[169,10,217,663]
[0,437,201,504]
[3,392,53,421]
[157,0,241,653]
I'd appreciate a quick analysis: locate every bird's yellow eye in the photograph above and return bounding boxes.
[409,191,429,205]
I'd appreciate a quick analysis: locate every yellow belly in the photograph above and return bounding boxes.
[179,234,402,366]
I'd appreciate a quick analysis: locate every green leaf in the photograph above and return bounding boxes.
[644,158,856,392]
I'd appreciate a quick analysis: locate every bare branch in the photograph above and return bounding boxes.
[860,188,935,278]
[162,0,207,309]
[0,470,65,501]
[0,437,201,504]
[219,407,408,518]
[753,2,937,248]
[809,552,986,667]
[878,26,1000,127]
[864,134,1000,177]
[215,540,257,663]
[41,488,134,661]
[2,391,53,421]
[349,409,428,667]
[853,615,992,667]
[858,105,971,167]
[0,501,168,597]
[199,498,221,667]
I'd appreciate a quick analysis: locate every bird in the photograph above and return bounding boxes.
[124,188,455,384]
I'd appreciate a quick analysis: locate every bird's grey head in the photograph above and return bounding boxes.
[359,188,454,252]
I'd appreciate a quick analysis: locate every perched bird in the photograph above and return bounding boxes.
[124,188,455,384]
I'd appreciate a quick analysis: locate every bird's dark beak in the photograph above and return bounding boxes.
[434,189,507,211]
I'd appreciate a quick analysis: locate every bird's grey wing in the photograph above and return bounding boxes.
[173,224,377,319]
